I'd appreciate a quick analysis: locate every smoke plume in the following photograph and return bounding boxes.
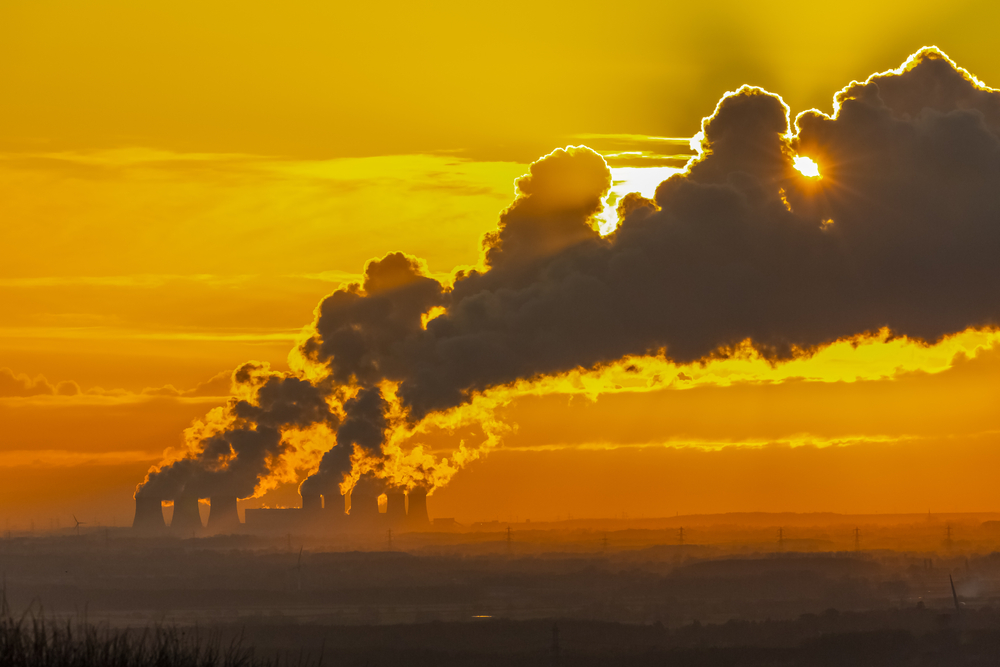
[139,47,1000,504]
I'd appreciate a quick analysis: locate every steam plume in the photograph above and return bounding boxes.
[137,362,338,500]
[139,47,1000,504]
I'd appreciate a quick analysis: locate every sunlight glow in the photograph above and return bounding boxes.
[596,165,683,235]
[793,155,821,178]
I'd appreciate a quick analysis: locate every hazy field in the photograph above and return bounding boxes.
[2,513,999,664]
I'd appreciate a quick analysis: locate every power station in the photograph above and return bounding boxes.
[131,487,432,535]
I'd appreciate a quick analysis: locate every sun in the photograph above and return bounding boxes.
[793,155,821,178]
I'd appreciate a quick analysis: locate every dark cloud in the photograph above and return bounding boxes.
[146,48,1000,500]
[482,146,611,268]
[615,192,659,223]
[303,48,1000,422]
[232,370,338,430]
[299,252,446,387]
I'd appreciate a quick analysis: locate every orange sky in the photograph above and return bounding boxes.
[2,1,1000,527]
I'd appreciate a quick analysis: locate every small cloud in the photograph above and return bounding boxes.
[0,367,57,397]
[54,380,80,396]
[183,370,233,397]
[140,370,233,398]
[85,386,130,397]
[141,385,183,397]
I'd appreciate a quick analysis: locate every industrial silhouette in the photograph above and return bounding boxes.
[131,486,433,535]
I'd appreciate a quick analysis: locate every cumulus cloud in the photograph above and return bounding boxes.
[299,252,446,388]
[482,145,611,267]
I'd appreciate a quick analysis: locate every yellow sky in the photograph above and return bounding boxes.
[3,0,999,160]
[2,0,1000,526]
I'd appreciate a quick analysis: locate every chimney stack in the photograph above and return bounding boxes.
[206,496,241,533]
[170,494,203,534]
[132,496,166,532]
[406,487,430,528]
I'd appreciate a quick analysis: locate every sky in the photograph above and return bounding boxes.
[2,0,1000,527]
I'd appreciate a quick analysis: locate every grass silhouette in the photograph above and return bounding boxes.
[0,609,318,667]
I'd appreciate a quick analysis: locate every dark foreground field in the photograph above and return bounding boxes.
[207,611,1000,666]
[4,516,1000,664]
[3,610,1000,666]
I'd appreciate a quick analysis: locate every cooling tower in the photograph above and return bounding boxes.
[406,487,430,528]
[132,496,166,532]
[206,496,241,533]
[170,494,203,533]
[325,492,347,517]
[301,491,323,512]
[385,490,407,526]
[349,485,381,524]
